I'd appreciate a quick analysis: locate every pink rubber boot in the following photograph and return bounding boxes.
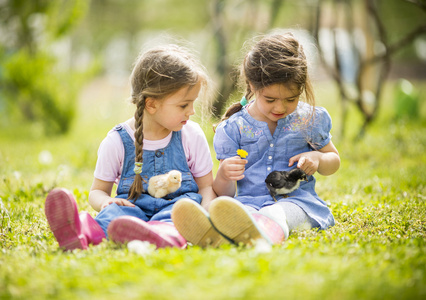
[79,211,105,246]
[252,213,286,245]
[45,188,105,251]
[107,216,187,249]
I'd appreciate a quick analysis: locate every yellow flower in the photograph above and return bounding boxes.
[237,149,248,159]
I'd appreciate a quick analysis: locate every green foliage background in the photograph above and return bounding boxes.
[1,0,425,134]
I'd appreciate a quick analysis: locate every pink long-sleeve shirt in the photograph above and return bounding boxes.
[94,120,213,184]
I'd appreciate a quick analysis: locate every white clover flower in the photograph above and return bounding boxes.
[127,240,155,257]
[253,239,272,254]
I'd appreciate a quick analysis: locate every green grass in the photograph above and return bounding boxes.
[0,79,425,299]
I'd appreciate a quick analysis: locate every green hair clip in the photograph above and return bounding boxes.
[240,96,248,106]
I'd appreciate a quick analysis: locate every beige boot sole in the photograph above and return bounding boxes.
[209,197,270,246]
[172,199,230,248]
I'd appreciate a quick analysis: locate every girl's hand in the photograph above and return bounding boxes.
[288,152,320,176]
[100,198,136,210]
[289,141,340,176]
[217,156,248,181]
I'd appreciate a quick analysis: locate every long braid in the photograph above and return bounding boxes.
[128,96,146,201]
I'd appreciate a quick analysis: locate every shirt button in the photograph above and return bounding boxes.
[155,150,163,158]
[270,144,274,147]
[267,167,271,171]
[268,156,272,160]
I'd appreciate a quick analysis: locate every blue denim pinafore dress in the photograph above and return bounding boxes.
[95,124,201,236]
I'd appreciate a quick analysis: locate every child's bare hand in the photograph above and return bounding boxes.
[100,198,136,210]
[288,152,320,176]
[218,156,247,181]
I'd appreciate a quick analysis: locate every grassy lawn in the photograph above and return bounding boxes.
[0,79,425,299]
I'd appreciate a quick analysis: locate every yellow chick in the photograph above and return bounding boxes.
[147,170,182,199]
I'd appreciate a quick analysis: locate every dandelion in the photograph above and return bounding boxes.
[237,149,248,159]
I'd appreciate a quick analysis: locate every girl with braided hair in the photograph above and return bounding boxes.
[44,44,219,250]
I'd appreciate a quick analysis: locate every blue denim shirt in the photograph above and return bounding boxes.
[213,102,335,230]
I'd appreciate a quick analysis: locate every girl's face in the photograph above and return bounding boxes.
[147,82,201,136]
[250,83,300,124]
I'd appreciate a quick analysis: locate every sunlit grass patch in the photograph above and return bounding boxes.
[0,80,425,299]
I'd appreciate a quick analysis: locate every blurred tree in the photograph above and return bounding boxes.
[0,0,95,135]
[208,0,289,117]
[67,0,304,119]
[310,0,426,138]
[10,0,420,135]
[206,0,425,136]
[71,0,211,73]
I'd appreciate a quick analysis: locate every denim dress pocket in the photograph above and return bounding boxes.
[285,135,310,160]
[242,142,260,169]
[116,176,134,196]
[117,174,149,197]
[121,176,133,189]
